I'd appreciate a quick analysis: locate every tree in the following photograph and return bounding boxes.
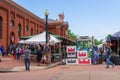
[67,29,77,40]
[94,39,103,45]
[106,34,112,39]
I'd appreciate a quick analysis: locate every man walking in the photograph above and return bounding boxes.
[24,46,31,71]
[105,43,115,68]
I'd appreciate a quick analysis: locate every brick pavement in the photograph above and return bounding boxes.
[0,55,57,71]
[1,60,120,80]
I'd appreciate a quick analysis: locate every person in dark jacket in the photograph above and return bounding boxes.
[36,44,43,66]
[0,46,5,56]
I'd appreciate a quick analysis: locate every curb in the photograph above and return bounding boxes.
[0,70,17,73]
[44,62,61,69]
[0,62,60,73]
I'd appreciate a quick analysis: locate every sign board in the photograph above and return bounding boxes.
[66,46,76,53]
[66,52,77,58]
[77,51,88,58]
[78,58,91,64]
[66,58,78,65]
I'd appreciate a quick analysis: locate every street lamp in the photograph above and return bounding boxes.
[44,9,49,44]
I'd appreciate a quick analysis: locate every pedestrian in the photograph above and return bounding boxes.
[36,44,43,66]
[24,46,31,71]
[16,46,20,60]
[105,43,115,68]
[44,43,51,65]
[0,45,5,56]
[98,48,104,64]
[0,50,2,62]
[20,47,24,60]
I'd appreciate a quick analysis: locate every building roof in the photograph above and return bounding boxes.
[108,31,120,41]
[43,18,68,25]
[3,0,44,23]
[43,18,57,23]
[113,31,120,37]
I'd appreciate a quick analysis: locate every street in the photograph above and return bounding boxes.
[0,64,120,80]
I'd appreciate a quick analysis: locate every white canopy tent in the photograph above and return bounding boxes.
[23,31,61,44]
[18,40,25,44]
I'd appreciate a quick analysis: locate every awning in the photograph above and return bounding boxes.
[20,36,34,40]
[50,33,76,45]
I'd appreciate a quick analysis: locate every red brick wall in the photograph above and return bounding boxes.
[48,23,68,37]
[0,0,45,51]
[0,0,70,52]
[0,1,8,50]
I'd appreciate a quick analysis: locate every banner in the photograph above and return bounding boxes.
[66,58,78,65]
[66,46,76,53]
[77,51,87,58]
[66,52,77,58]
[78,58,91,64]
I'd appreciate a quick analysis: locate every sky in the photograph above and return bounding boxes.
[13,0,120,40]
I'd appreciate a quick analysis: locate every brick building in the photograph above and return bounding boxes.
[0,0,70,51]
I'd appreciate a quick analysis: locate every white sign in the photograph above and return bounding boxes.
[66,58,78,65]
[66,53,76,58]
[67,46,76,53]
[77,51,88,58]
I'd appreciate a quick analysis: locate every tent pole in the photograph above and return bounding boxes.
[117,35,119,56]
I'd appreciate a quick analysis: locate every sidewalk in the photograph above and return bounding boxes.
[53,71,120,80]
[0,56,60,72]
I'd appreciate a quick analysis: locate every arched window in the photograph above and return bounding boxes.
[0,16,2,39]
[18,24,21,38]
[10,20,14,28]
[26,25,29,32]
[37,30,39,34]
[10,32,15,44]
[31,28,33,35]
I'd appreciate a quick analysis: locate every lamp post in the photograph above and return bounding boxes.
[44,9,49,44]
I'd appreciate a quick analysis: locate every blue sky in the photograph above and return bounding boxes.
[13,0,120,40]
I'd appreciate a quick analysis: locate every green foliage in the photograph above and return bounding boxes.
[87,51,91,58]
[67,29,77,40]
[94,39,103,45]
[106,34,112,38]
